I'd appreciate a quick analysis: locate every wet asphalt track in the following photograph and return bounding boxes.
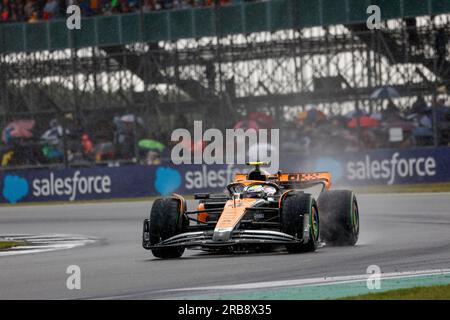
[0,192,449,299]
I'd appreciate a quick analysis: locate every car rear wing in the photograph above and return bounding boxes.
[234,172,331,190]
[277,172,331,190]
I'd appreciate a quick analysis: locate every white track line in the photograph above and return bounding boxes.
[0,234,96,256]
[167,269,450,292]
[89,268,450,300]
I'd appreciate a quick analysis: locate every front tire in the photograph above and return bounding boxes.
[318,190,359,246]
[149,198,186,258]
[281,192,319,253]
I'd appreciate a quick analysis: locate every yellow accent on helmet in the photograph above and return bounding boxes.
[246,161,268,166]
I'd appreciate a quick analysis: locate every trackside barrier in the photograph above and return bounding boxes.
[290,146,450,186]
[0,147,449,204]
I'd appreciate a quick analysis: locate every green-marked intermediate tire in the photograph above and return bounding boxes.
[149,198,186,259]
[281,192,319,253]
[318,190,359,246]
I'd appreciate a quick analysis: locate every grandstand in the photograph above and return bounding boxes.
[0,0,449,168]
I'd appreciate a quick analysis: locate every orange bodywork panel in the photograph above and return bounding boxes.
[234,174,249,182]
[197,203,209,223]
[215,198,257,230]
[233,174,266,186]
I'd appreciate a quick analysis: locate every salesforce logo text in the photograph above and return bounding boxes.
[347,152,436,185]
[32,171,111,201]
[185,164,241,190]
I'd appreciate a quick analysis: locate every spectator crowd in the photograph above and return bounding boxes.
[282,97,450,156]
[1,96,450,168]
[0,0,244,23]
[1,112,171,167]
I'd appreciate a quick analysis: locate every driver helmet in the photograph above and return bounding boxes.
[244,185,265,198]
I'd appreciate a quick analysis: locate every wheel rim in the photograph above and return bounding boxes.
[351,199,359,237]
[311,206,319,241]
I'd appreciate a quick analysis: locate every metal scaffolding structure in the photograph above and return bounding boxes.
[0,14,449,136]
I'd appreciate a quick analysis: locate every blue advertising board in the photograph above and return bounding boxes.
[0,163,247,204]
[286,147,450,186]
[1,147,449,204]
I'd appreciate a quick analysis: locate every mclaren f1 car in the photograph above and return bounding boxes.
[142,162,360,258]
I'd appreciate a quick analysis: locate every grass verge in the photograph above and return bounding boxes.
[342,284,450,300]
[0,240,26,250]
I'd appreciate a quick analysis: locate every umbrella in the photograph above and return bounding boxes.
[138,139,165,152]
[370,86,400,99]
[41,126,63,145]
[297,110,327,123]
[248,112,274,128]
[119,114,144,125]
[344,110,368,118]
[42,146,63,159]
[233,120,260,131]
[2,120,35,143]
[347,116,380,128]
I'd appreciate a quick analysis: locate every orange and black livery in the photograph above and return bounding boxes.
[143,162,359,259]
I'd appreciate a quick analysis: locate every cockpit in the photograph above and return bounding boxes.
[227,182,279,199]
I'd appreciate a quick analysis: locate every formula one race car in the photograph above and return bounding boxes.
[142,162,359,259]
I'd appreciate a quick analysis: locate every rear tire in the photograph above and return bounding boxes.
[149,198,186,258]
[318,190,359,246]
[281,193,319,253]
